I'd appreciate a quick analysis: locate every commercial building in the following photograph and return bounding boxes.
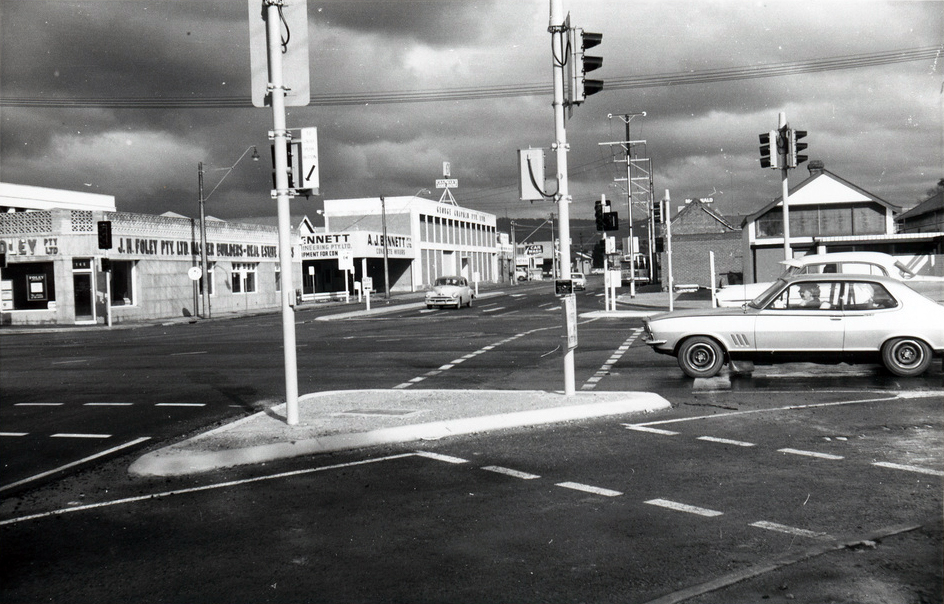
[1,184,500,326]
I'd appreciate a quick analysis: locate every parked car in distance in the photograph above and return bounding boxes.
[571,272,587,291]
[715,251,944,307]
[645,274,944,378]
[425,276,474,309]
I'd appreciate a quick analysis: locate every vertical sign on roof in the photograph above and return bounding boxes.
[248,0,310,107]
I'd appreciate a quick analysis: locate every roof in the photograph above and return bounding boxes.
[898,189,943,221]
[742,166,900,227]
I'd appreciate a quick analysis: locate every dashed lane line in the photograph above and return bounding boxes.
[582,328,643,391]
[50,433,111,439]
[645,498,724,517]
[393,326,553,389]
[697,436,756,447]
[777,448,844,460]
[749,521,832,541]
[482,466,541,480]
[557,482,623,497]
[872,461,944,476]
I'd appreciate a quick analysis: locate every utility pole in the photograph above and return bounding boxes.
[381,195,390,298]
[264,0,299,425]
[602,112,646,296]
[549,0,575,396]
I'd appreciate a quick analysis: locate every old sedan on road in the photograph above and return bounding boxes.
[715,251,944,307]
[644,274,944,378]
[425,275,474,309]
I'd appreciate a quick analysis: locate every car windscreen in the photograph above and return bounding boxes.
[748,278,788,309]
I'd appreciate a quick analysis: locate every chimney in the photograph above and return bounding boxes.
[808,160,825,176]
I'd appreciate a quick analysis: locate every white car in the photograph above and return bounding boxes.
[715,252,944,307]
[645,274,944,378]
[425,276,474,309]
[571,272,587,291]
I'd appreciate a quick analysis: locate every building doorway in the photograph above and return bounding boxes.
[73,273,95,323]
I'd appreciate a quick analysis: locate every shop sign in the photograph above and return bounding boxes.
[112,237,277,260]
[27,274,47,301]
[301,231,414,260]
[0,238,60,257]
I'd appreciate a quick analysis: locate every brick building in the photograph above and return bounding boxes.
[658,199,743,291]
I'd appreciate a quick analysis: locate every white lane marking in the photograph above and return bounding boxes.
[750,521,832,540]
[624,425,680,436]
[483,307,505,313]
[632,395,906,428]
[697,436,756,447]
[583,328,642,390]
[84,402,134,407]
[0,432,28,437]
[645,498,723,517]
[394,326,554,389]
[482,466,541,480]
[0,452,413,523]
[556,482,623,497]
[155,403,206,407]
[0,437,152,494]
[778,448,844,460]
[51,433,111,439]
[51,359,88,365]
[872,461,944,477]
[170,351,208,356]
[414,451,468,464]
[14,403,63,407]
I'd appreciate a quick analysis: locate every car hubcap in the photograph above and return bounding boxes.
[690,346,714,368]
[895,343,920,366]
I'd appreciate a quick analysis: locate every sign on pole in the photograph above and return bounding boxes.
[248,0,310,107]
[299,127,319,193]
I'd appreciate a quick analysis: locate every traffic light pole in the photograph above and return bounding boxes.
[265,0,300,425]
[779,112,791,261]
[550,0,575,396]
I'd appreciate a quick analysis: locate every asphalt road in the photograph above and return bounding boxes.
[1,281,942,602]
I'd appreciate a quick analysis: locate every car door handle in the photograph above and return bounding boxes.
[829,315,843,321]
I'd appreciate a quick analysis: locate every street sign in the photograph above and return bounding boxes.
[338,251,354,271]
[248,0,310,108]
[435,179,458,189]
[299,127,319,193]
[562,294,578,351]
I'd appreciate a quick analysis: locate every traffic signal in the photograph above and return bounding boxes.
[568,28,603,105]
[787,129,808,168]
[652,199,662,224]
[595,199,605,231]
[759,130,780,169]
[100,258,112,272]
[97,221,112,249]
[603,210,619,231]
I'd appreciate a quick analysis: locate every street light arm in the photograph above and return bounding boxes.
[203,145,260,202]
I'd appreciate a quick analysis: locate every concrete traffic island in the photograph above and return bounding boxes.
[129,389,671,477]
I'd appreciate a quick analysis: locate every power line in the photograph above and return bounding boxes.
[1,46,938,109]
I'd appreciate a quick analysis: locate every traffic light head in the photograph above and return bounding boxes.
[759,130,780,170]
[97,221,113,249]
[568,28,603,105]
[787,129,808,168]
[595,199,605,231]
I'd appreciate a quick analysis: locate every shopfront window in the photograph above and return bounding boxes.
[109,260,135,306]
[232,263,258,293]
[1,261,56,310]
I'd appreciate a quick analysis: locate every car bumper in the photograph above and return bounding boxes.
[426,297,459,306]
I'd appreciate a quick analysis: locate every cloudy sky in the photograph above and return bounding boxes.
[1,0,942,226]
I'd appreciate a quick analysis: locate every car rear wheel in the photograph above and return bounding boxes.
[881,337,932,377]
[677,336,725,378]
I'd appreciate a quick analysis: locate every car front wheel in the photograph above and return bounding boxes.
[881,337,932,377]
[677,336,725,378]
